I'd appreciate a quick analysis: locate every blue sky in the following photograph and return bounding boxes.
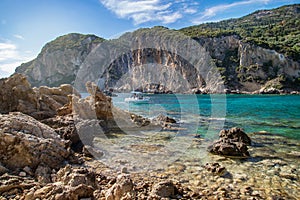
[0,0,299,78]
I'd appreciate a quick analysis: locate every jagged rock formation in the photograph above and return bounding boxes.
[208,127,252,157]
[0,73,78,120]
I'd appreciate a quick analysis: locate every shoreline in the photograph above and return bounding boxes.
[0,74,299,199]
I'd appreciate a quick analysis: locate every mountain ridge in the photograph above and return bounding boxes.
[15,4,300,93]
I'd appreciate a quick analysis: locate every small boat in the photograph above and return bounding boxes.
[124,91,150,103]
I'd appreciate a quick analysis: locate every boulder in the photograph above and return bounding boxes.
[152,114,181,131]
[0,74,79,120]
[42,115,84,152]
[58,81,114,121]
[0,74,37,115]
[55,165,96,187]
[208,127,251,157]
[130,114,151,127]
[0,112,69,170]
[150,180,176,198]
[154,114,177,124]
[219,127,251,145]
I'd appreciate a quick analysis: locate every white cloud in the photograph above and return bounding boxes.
[184,8,197,14]
[100,0,197,24]
[0,42,34,77]
[0,43,18,62]
[192,0,270,24]
[14,34,25,40]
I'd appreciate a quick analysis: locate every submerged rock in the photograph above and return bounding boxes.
[130,114,151,127]
[204,163,227,176]
[208,127,251,157]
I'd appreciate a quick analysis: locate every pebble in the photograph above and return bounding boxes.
[121,167,128,174]
[19,171,26,177]
[23,166,33,175]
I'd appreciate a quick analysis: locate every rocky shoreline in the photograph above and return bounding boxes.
[0,74,299,199]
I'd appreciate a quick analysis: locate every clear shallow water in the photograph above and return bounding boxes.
[86,93,300,199]
[113,94,300,140]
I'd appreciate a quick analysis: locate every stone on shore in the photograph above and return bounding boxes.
[150,180,177,198]
[24,165,97,200]
[105,174,134,200]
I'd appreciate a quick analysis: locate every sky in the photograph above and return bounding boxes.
[0,0,299,78]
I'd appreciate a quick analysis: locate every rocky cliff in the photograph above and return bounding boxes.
[14,5,300,93]
[194,35,300,93]
[15,33,105,87]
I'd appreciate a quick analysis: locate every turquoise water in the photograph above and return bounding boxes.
[112,94,300,140]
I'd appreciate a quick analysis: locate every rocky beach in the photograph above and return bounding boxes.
[0,74,299,199]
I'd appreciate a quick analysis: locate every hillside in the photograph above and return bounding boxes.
[180,4,300,61]
[14,4,300,93]
[15,33,105,87]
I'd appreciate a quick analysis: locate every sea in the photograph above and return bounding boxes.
[80,93,300,198]
[112,93,300,140]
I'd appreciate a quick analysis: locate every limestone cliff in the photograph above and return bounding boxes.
[194,35,300,93]
[14,5,300,93]
[15,33,105,87]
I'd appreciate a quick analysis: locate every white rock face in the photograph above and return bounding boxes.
[15,33,103,87]
[14,31,300,93]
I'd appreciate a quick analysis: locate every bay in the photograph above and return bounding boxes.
[113,94,300,140]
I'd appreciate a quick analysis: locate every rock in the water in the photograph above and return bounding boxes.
[0,112,70,170]
[204,162,227,176]
[152,114,178,130]
[153,114,177,124]
[208,127,251,157]
[130,114,151,127]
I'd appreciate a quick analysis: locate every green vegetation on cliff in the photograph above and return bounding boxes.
[180,4,300,60]
[41,33,105,53]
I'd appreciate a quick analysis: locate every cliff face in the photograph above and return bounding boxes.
[74,27,224,93]
[14,5,300,93]
[195,35,300,92]
[15,33,105,87]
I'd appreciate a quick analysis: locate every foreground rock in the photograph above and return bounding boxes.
[24,165,97,200]
[150,180,177,198]
[208,127,251,157]
[0,73,78,120]
[0,112,70,171]
[105,174,134,200]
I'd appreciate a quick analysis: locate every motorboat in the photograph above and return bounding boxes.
[124,91,150,103]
